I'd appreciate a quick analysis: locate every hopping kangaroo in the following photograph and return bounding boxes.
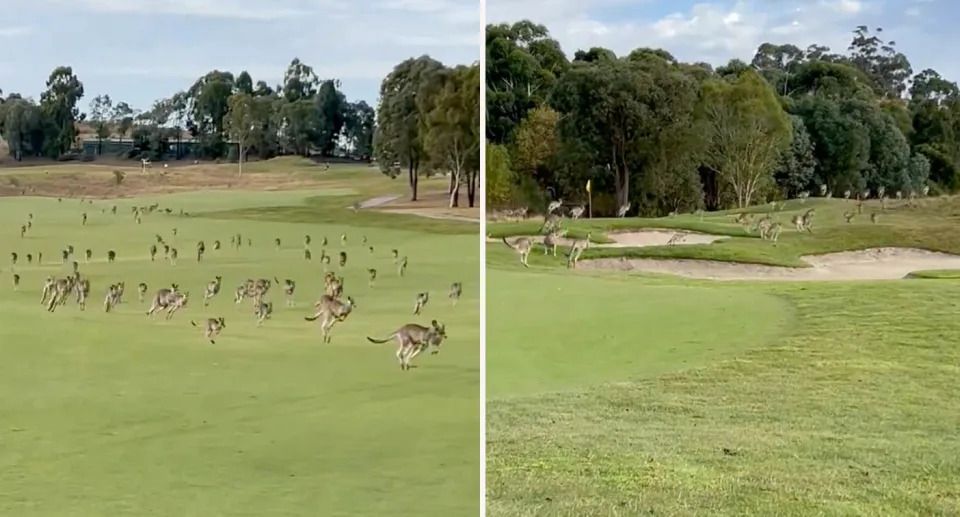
[203,276,222,306]
[567,233,591,268]
[192,317,226,344]
[367,320,447,371]
[147,287,189,320]
[255,301,273,326]
[304,295,356,344]
[46,275,77,312]
[502,237,533,267]
[413,291,429,315]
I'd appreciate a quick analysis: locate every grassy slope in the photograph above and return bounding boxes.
[487,201,960,515]
[0,165,479,516]
[489,196,960,267]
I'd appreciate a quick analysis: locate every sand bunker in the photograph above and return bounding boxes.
[582,247,960,281]
[492,230,726,248]
[358,195,399,208]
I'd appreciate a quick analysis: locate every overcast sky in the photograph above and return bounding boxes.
[0,0,479,113]
[487,0,960,83]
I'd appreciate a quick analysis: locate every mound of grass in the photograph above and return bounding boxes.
[490,197,960,267]
[487,276,960,515]
[906,269,960,279]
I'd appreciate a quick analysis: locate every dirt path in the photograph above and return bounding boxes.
[581,247,960,281]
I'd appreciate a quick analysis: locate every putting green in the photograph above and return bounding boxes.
[487,270,792,397]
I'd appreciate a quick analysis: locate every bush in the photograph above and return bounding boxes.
[56,152,80,162]
[80,154,95,162]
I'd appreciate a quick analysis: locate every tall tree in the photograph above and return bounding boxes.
[773,115,817,197]
[235,71,254,95]
[40,66,84,157]
[343,100,375,160]
[486,21,568,143]
[511,105,559,189]
[423,64,480,207]
[112,101,134,144]
[314,79,346,156]
[282,58,318,102]
[848,26,912,99]
[701,70,792,208]
[88,94,113,155]
[224,93,256,176]
[375,55,445,201]
[188,70,234,157]
[2,98,44,160]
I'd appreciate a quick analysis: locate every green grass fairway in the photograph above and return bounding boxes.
[488,270,791,397]
[487,198,960,515]
[0,162,479,516]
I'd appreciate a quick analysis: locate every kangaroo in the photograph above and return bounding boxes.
[413,291,429,315]
[40,276,56,305]
[203,276,222,306]
[10,252,16,265]
[502,237,532,268]
[47,276,76,312]
[74,278,90,310]
[768,222,782,243]
[304,248,312,261]
[169,248,178,265]
[547,199,563,214]
[138,282,148,302]
[392,249,399,261]
[305,235,311,246]
[567,233,591,269]
[12,273,20,290]
[192,317,226,344]
[103,283,120,313]
[367,320,447,371]
[543,229,567,257]
[368,268,377,288]
[339,251,347,269]
[801,208,815,233]
[449,282,462,306]
[82,212,87,225]
[616,203,631,218]
[304,295,356,344]
[26,253,32,264]
[340,233,347,246]
[196,241,206,262]
[107,250,116,263]
[871,212,880,224]
[398,256,408,277]
[275,277,296,306]
[213,240,221,250]
[274,237,281,251]
[255,301,273,326]
[569,206,585,220]
[85,249,92,262]
[324,274,344,299]
[147,286,188,320]
[844,211,855,223]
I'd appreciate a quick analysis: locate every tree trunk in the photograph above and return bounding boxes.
[449,169,461,208]
[408,161,419,201]
[238,142,244,177]
[467,170,477,207]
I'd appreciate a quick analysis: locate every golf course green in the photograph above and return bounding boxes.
[487,196,960,516]
[0,160,480,516]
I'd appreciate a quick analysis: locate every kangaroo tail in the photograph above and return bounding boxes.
[501,237,515,250]
[191,320,198,327]
[304,314,319,322]
[366,335,392,344]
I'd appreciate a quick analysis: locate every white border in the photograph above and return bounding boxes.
[478,0,487,514]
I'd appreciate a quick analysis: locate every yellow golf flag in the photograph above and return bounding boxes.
[586,179,591,193]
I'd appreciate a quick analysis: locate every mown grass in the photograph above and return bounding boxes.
[489,196,960,267]
[0,171,479,516]
[487,198,960,515]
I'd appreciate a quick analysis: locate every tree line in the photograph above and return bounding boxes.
[0,56,480,207]
[486,21,960,215]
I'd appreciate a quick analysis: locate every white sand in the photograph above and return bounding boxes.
[581,247,960,281]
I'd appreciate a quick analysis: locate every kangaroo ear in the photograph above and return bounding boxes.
[431,319,438,327]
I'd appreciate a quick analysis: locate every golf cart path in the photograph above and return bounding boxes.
[582,247,960,281]
[358,195,400,208]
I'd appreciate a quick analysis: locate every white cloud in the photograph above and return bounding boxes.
[0,26,31,37]
[44,0,318,20]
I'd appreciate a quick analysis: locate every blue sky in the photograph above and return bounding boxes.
[487,0,960,85]
[0,0,479,114]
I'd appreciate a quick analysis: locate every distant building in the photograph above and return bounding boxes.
[81,138,239,159]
